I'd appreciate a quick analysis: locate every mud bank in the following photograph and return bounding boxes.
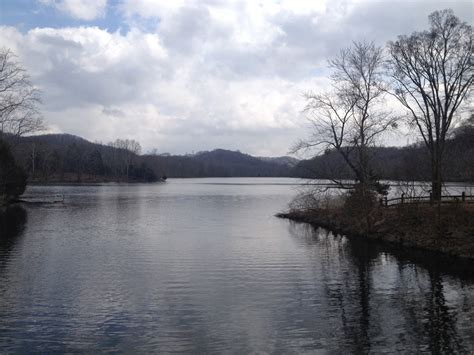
[277,204,474,260]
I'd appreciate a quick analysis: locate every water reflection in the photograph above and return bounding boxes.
[0,180,473,352]
[289,222,474,353]
[0,205,27,262]
[0,205,27,237]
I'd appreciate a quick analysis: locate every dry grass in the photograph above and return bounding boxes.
[280,192,474,259]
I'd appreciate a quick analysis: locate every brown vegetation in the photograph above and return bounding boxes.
[278,191,474,259]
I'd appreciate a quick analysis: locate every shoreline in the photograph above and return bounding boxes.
[27,180,166,186]
[277,205,474,260]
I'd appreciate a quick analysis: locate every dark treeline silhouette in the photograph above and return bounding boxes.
[4,134,295,181]
[0,139,27,203]
[3,121,473,183]
[143,149,294,178]
[293,121,474,183]
[5,134,158,183]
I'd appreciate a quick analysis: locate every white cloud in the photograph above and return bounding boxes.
[3,0,473,156]
[0,20,312,155]
[39,0,108,21]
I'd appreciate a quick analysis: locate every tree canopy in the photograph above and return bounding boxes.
[387,9,473,199]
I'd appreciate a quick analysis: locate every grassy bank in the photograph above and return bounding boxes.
[277,202,474,260]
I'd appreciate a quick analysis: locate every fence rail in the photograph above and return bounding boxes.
[380,192,474,207]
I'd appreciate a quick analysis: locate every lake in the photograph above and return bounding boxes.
[0,178,473,352]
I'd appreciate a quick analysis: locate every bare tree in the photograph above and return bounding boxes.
[109,138,142,180]
[0,48,43,138]
[295,42,397,196]
[387,9,473,200]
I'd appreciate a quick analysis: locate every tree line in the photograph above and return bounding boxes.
[293,117,474,183]
[6,135,292,181]
[4,128,473,184]
[5,134,158,184]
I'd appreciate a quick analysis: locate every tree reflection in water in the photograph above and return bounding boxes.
[0,205,27,270]
[425,267,465,353]
[288,222,473,353]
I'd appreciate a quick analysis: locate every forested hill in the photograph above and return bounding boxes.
[142,149,295,178]
[5,134,297,182]
[7,134,159,182]
[292,124,474,183]
[5,125,473,183]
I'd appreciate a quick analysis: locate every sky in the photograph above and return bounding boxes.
[0,0,472,156]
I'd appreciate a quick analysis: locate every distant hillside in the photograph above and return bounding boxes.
[7,134,158,183]
[5,134,296,181]
[144,149,294,178]
[25,133,90,146]
[258,156,300,167]
[4,125,472,183]
[291,125,474,183]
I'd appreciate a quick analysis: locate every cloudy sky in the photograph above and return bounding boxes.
[0,0,472,156]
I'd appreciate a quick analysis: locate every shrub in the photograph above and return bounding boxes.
[343,184,379,214]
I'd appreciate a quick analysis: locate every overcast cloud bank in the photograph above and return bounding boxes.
[0,0,472,155]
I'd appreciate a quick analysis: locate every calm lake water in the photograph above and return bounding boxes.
[0,178,473,353]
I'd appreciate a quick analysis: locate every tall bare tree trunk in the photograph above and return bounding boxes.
[431,157,442,201]
[388,10,472,202]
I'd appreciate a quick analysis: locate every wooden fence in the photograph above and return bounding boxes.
[380,192,474,207]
